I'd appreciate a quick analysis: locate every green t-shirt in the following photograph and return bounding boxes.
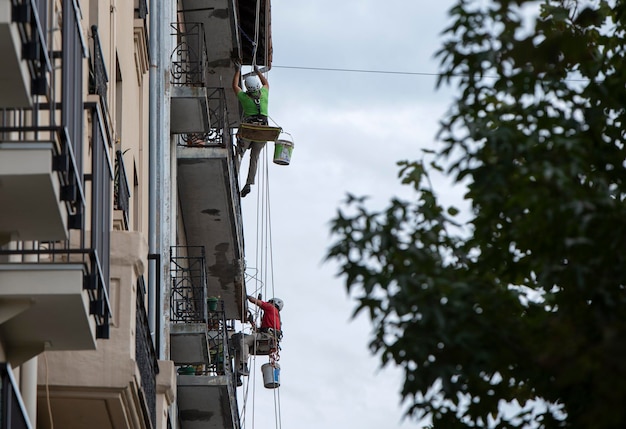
[237,87,269,117]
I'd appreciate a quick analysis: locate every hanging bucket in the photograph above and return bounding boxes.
[273,133,294,166]
[261,363,280,389]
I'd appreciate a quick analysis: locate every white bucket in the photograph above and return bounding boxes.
[261,363,280,389]
[273,138,294,166]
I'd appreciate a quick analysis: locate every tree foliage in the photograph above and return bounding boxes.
[327,1,626,427]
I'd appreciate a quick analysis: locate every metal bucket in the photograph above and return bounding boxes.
[261,363,280,389]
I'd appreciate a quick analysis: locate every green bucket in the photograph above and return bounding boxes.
[207,297,218,311]
[273,139,294,165]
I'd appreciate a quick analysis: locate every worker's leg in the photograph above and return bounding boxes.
[237,138,251,158]
[246,142,266,186]
[232,332,243,372]
[239,334,257,375]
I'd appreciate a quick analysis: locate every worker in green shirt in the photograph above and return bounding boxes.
[232,62,270,198]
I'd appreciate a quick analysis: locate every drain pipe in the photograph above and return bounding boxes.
[148,0,159,351]
[149,0,174,360]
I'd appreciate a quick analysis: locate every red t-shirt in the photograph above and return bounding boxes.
[259,300,281,330]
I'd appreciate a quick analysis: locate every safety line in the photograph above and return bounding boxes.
[238,2,283,425]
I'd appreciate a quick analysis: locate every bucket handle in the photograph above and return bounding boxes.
[276,131,294,143]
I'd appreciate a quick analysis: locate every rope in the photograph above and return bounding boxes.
[252,0,261,67]
[239,120,283,429]
[239,1,283,427]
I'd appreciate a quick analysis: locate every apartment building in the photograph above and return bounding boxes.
[0,0,271,428]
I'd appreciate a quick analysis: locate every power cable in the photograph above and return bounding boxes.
[271,64,590,82]
[273,64,442,77]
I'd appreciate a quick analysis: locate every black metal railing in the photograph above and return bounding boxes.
[89,25,109,112]
[86,101,113,339]
[62,0,87,192]
[177,87,228,147]
[136,275,158,428]
[11,0,53,98]
[170,246,207,323]
[204,302,235,376]
[0,363,30,429]
[170,22,208,87]
[135,0,148,19]
[114,149,131,230]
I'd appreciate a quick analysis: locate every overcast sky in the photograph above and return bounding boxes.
[236,1,463,428]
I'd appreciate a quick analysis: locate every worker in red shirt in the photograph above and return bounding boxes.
[233,295,283,383]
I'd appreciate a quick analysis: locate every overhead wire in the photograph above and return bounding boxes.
[272,64,443,77]
[271,64,591,82]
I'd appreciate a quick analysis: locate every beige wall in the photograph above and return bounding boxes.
[82,0,150,235]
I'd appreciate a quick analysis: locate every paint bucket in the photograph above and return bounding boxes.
[207,297,218,312]
[273,134,294,165]
[261,363,280,389]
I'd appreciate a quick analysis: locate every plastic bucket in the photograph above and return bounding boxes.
[207,297,218,311]
[261,363,280,389]
[273,139,294,165]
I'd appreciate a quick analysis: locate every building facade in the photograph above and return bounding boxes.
[0,0,271,428]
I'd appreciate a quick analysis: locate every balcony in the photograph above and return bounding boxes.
[0,262,95,366]
[170,246,240,429]
[171,247,211,365]
[0,142,68,243]
[0,0,52,108]
[35,232,169,429]
[177,372,239,429]
[176,0,249,126]
[170,22,211,134]
[176,132,245,320]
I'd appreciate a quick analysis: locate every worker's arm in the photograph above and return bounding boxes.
[232,63,242,94]
[247,295,262,306]
[254,65,269,89]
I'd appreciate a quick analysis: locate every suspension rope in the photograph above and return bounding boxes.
[239,1,283,427]
[252,0,261,67]
[239,116,283,429]
[262,143,283,429]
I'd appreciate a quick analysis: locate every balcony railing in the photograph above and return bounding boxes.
[204,302,234,376]
[136,275,158,428]
[89,25,109,112]
[135,0,148,19]
[170,22,208,87]
[86,101,113,339]
[0,363,30,429]
[170,246,236,377]
[11,0,53,98]
[114,149,131,230]
[170,246,207,323]
[177,87,228,147]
